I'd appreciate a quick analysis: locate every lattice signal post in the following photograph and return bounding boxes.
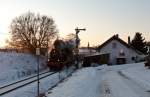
[75,27,86,68]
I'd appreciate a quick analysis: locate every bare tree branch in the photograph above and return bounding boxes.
[8,12,58,54]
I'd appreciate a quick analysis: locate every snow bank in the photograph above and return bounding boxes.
[0,52,47,86]
[2,67,75,97]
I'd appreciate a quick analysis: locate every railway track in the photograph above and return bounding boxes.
[0,71,57,96]
[0,70,50,89]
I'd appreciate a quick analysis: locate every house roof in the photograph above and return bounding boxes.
[97,34,144,55]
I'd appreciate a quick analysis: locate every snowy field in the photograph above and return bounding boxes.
[0,52,47,86]
[46,62,150,97]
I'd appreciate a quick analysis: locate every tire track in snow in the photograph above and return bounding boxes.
[118,71,150,97]
[99,71,112,97]
[100,80,111,97]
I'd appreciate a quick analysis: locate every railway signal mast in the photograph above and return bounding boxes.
[75,27,86,68]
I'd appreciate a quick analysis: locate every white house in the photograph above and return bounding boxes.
[97,34,145,65]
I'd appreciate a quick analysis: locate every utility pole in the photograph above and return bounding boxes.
[36,38,40,97]
[47,33,49,62]
[75,27,86,69]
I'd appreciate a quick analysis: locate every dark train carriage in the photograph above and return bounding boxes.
[82,53,109,67]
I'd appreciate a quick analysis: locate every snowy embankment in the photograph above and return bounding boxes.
[2,67,75,97]
[46,65,107,97]
[0,52,47,86]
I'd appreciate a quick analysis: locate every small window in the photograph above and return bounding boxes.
[132,57,135,61]
[119,49,125,56]
[112,42,117,48]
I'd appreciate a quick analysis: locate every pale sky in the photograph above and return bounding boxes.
[0,0,150,47]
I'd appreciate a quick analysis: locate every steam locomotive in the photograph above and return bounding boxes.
[47,39,75,71]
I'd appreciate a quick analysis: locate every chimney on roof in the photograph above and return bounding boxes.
[87,42,90,49]
[128,36,130,45]
[116,34,119,38]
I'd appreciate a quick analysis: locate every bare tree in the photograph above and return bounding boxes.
[8,12,58,54]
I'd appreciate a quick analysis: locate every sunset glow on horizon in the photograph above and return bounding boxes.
[0,0,150,47]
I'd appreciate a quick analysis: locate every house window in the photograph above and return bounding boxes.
[132,57,135,61]
[112,42,117,48]
[119,49,125,56]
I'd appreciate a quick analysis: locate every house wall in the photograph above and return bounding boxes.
[99,40,140,65]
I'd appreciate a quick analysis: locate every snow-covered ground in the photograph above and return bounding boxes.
[46,65,107,97]
[47,62,150,97]
[0,52,47,86]
[1,58,150,97]
[121,62,150,91]
[2,67,75,97]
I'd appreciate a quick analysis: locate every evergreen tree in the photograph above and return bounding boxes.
[131,32,147,54]
[146,42,150,55]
